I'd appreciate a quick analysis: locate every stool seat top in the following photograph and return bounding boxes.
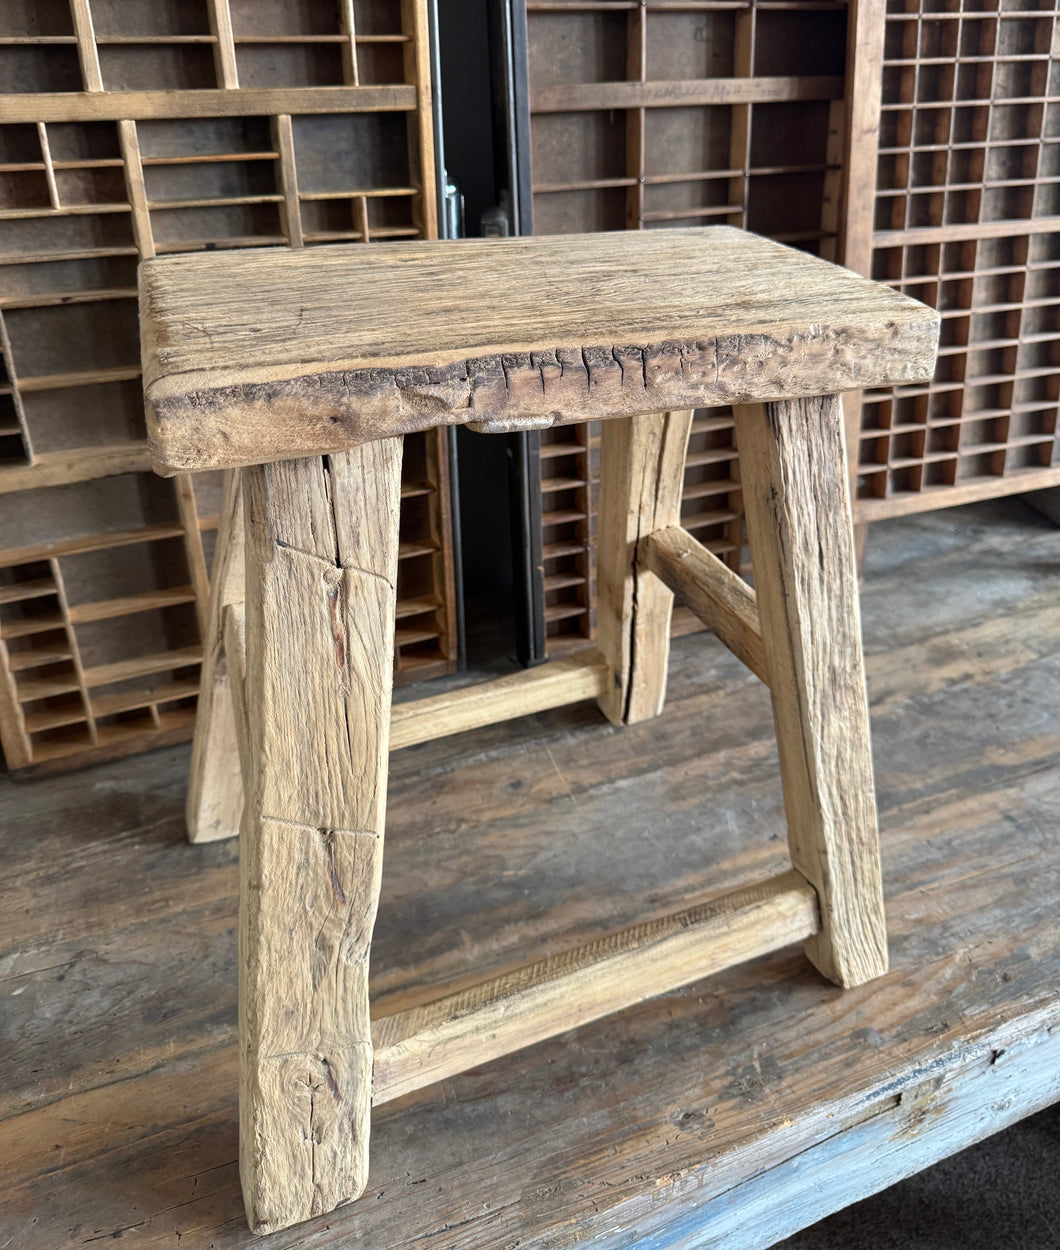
[141,227,939,474]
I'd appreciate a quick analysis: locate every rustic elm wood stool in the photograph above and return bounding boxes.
[140,227,939,1234]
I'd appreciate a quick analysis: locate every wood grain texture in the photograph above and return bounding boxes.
[373,871,818,1106]
[643,526,767,684]
[0,86,418,124]
[401,0,438,242]
[174,475,211,638]
[855,464,1060,522]
[239,444,401,1233]
[390,652,608,750]
[871,215,1060,250]
[272,115,304,250]
[625,2,646,229]
[117,120,155,260]
[597,411,693,724]
[223,602,250,782]
[68,0,103,92]
[0,444,152,494]
[139,228,940,474]
[687,1013,1060,1249]
[187,472,245,844]
[839,0,887,279]
[2,500,1059,1250]
[208,0,240,89]
[734,395,887,988]
[530,76,845,113]
[189,650,610,843]
[839,0,888,515]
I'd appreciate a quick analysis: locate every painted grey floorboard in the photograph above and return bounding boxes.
[774,1100,1060,1250]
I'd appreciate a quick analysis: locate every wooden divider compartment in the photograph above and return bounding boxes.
[524,0,1060,634]
[853,0,1060,519]
[0,475,202,765]
[538,420,597,654]
[524,0,850,651]
[0,0,452,775]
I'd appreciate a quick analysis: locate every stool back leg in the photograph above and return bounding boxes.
[597,410,693,725]
[733,395,887,988]
[222,600,250,780]
[238,442,403,1234]
[186,469,245,843]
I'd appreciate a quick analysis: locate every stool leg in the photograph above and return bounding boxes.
[733,395,887,988]
[238,442,402,1234]
[186,469,245,843]
[186,472,246,845]
[597,410,693,725]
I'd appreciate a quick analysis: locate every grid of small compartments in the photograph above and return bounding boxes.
[525,0,848,651]
[857,0,1060,514]
[0,0,455,775]
[0,0,420,92]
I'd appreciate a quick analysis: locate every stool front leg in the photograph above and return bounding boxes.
[733,395,887,989]
[238,442,402,1234]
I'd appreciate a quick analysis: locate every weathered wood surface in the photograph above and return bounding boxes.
[596,411,693,724]
[2,500,1059,1249]
[644,525,767,684]
[372,871,818,1106]
[238,446,401,1232]
[222,603,250,785]
[530,76,846,114]
[182,647,610,847]
[0,86,419,125]
[685,1009,1060,1248]
[389,651,609,751]
[735,396,887,989]
[0,443,153,495]
[140,228,940,473]
[187,472,245,845]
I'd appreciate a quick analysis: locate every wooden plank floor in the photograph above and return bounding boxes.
[3,500,1059,1249]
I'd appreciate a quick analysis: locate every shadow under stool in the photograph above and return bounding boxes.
[139,226,940,1234]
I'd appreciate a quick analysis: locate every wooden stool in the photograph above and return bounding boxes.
[140,228,939,1234]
